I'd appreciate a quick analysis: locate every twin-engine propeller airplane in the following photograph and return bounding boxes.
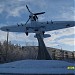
[0,5,75,37]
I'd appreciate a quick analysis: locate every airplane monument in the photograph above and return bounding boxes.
[0,5,75,60]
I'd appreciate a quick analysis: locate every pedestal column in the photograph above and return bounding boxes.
[36,33,52,60]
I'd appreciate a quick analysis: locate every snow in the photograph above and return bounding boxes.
[0,60,74,74]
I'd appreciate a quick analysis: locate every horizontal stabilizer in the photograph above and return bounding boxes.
[34,34,51,38]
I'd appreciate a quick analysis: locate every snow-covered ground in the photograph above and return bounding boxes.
[0,60,74,74]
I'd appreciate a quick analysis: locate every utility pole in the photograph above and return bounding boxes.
[6,29,9,62]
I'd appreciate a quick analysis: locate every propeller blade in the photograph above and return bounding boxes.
[25,17,31,25]
[34,12,45,15]
[26,5,32,13]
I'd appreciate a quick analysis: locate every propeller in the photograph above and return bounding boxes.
[33,12,45,15]
[25,5,45,25]
[26,5,45,15]
[26,5,32,14]
[25,17,31,25]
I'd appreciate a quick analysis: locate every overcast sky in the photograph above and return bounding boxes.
[0,0,75,51]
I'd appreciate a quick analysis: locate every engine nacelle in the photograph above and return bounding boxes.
[25,32,28,36]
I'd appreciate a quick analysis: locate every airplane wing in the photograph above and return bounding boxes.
[0,24,31,32]
[40,21,75,31]
[0,21,75,33]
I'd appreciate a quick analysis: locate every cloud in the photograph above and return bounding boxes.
[0,30,36,44]
[53,6,74,21]
[0,0,26,17]
[7,6,26,17]
[43,27,75,47]
[58,38,75,46]
[60,7,74,21]
[45,41,58,47]
[39,15,45,21]
[0,0,74,20]
[0,4,4,13]
[45,27,74,41]
[0,26,74,47]
[0,0,43,17]
[0,31,7,42]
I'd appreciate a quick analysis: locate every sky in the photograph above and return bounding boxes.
[0,0,75,51]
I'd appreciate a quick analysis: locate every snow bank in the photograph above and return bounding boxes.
[0,60,74,74]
